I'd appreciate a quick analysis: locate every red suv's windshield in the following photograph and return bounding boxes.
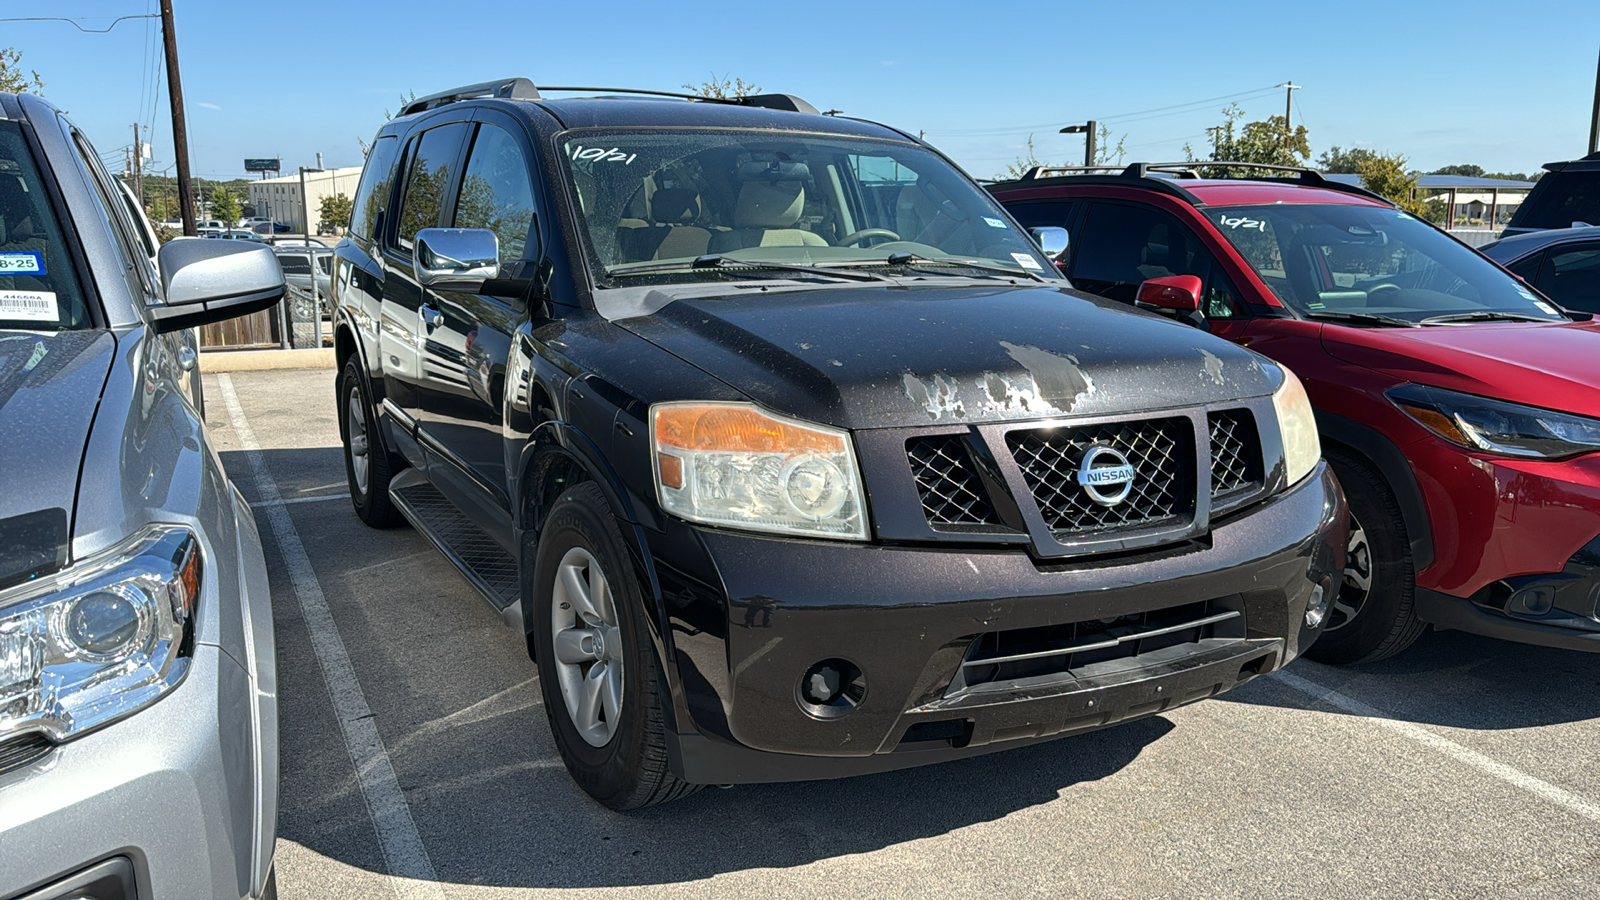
[1207,203,1564,324]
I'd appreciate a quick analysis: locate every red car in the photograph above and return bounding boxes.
[992,163,1600,663]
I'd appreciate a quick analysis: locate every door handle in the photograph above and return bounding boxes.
[421,305,443,332]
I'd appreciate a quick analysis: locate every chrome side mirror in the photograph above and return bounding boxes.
[414,227,499,291]
[1028,226,1070,263]
[151,240,286,334]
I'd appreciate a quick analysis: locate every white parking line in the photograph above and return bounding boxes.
[1274,669,1600,824]
[217,374,446,900]
[252,493,346,508]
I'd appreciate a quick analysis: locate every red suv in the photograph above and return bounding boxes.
[992,163,1600,663]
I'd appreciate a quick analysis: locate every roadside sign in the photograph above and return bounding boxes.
[244,158,281,173]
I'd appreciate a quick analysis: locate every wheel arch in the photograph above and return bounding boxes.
[1315,410,1435,572]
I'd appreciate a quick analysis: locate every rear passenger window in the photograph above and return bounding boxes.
[453,124,536,264]
[396,123,469,249]
[349,135,398,242]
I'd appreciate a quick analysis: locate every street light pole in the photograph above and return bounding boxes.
[1059,121,1097,167]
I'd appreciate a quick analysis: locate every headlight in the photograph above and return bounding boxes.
[1387,383,1600,459]
[0,525,199,743]
[1271,365,1321,486]
[651,402,869,540]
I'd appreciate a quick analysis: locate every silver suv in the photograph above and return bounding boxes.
[0,93,285,899]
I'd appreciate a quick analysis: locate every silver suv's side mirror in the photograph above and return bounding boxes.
[1028,226,1070,263]
[414,228,499,291]
[151,240,286,335]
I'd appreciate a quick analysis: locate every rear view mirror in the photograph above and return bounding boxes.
[1027,226,1070,264]
[414,228,499,291]
[1136,275,1202,311]
[151,240,286,334]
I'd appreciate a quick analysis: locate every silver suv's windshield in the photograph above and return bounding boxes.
[561,129,1056,287]
[0,121,90,331]
[1207,203,1565,325]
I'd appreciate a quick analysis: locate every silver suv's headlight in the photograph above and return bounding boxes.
[0,525,199,743]
[1271,365,1321,487]
[651,402,869,540]
[1387,383,1600,458]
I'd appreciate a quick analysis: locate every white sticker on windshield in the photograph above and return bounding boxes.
[1218,215,1266,232]
[983,216,1009,229]
[1535,300,1560,315]
[1395,212,1414,221]
[0,251,44,276]
[0,290,57,323]
[1011,252,1043,271]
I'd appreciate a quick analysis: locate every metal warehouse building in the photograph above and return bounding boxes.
[248,166,363,233]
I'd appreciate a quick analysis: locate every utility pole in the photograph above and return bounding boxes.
[1277,82,1302,155]
[132,123,144,207]
[1589,47,1599,156]
[159,0,197,236]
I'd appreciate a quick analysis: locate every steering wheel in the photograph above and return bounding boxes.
[839,228,900,247]
[1366,283,1402,298]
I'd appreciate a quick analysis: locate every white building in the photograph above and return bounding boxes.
[248,166,363,233]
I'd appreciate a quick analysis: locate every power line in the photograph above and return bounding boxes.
[0,14,159,33]
[921,84,1282,137]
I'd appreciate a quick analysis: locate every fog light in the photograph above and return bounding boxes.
[1508,586,1555,617]
[796,658,865,720]
[1305,583,1328,628]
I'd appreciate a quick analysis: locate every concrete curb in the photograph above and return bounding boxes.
[200,348,335,372]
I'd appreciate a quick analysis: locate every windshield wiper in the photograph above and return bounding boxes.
[609,254,891,283]
[881,252,1051,283]
[1419,311,1559,325]
[1303,310,1420,328]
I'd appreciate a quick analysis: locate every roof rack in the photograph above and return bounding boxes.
[400,78,540,116]
[399,78,819,117]
[1001,160,1389,206]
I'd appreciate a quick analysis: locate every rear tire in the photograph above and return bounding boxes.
[1305,448,1426,664]
[527,482,701,809]
[338,357,403,528]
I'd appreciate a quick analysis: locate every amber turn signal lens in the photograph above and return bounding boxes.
[653,404,844,454]
[657,452,684,490]
[1396,402,1469,445]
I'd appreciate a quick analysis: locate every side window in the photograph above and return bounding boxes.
[349,135,399,242]
[1003,199,1079,230]
[1070,202,1223,306]
[71,131,155,298]
[395,122,470,250]
[1504,250,1543,283]
[452,123,536,264]
[1537,242,1600,313]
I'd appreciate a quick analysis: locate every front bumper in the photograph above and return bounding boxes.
[657,462,1346,784]
[1416,535,1600,652]
[0,646,271,900]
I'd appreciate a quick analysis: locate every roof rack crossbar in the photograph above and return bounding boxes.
[400,77,541,116]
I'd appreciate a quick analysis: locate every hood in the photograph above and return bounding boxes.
[1321,320,1600,417]
[617,284,1277,430]
[0,330,115,587]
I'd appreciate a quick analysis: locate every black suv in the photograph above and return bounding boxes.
[1502,150,1600,236]
[333,78,1347,809]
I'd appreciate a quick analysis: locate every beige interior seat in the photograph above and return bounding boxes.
[894,183,938,243]
[710,181,827,252]
[647,188,712,260]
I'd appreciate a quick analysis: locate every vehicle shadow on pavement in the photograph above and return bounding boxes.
[1219,628,1600,730]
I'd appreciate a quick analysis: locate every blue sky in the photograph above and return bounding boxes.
[10,0,1600,182]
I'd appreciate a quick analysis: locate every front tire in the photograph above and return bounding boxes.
[1305,449,1426,664]
[338,357,403,528]
[527,482,700,809]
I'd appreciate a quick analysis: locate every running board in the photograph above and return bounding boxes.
[390,470,522,628]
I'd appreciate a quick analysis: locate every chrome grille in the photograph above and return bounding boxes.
[907,435,1000,527]
[1208,410,1262,497]
[1007,418,1193,535]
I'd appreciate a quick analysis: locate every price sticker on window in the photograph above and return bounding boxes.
[0,251,44,276]
[0,290,58,323]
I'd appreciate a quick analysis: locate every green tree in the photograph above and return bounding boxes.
[210,184,241,226]
[1431,163,1485,178]
[998,125,1128,180]
[319,192,353,233]
[0,47,44,95]
[1318,146,1380,174]
[1186,103,1310,175]
[685,74,760,99]
[1355,152,1426,215]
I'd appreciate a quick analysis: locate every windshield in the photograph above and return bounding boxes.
[1207,203,1565,324]
[560,129,1055,286]
[0,122,90,331]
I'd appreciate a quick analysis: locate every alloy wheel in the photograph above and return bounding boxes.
[346,387,369,497]
[550,547,624,747]
[1328,514,1372,632]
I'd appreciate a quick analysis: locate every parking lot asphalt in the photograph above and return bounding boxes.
[204,366,1600,900]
